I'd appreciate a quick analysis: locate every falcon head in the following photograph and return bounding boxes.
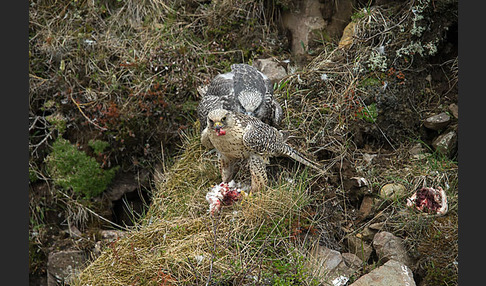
[237,90,263,118]
[207,108,233,136]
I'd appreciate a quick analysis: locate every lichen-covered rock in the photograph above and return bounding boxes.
[424,112,451,130]
[349,260,416,286]
[432,129,457,158]
[47,250,87,286]
[380,183,407,199]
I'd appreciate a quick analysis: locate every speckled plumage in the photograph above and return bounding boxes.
[201,108,322,193]
[197,64,283,132]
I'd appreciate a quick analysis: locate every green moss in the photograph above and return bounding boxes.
[46,137,119,199]
[359,77,382,88]
[88,139,110,154]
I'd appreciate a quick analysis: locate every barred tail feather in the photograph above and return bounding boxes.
[283,145,323,173]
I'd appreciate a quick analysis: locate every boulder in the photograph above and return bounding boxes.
[253,58,287,85]
[341,252,363,270]
[372,231,414,268]
[47,250,87,286]
[349,260,416,286]
[281,0,326,56]
[423,112,451,130]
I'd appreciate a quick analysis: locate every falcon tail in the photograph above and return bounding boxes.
[283,145,323,173]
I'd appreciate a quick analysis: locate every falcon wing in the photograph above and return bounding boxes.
[242,118,284,156]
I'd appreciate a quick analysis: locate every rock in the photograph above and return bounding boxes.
[61,225,82,238]
[253,58,287,85]
[432,129,457,158]
[369,222,386,231]
[47,250,87,286]
[372,231,414,268]
[380,183,407,199]
[343,177,371,200]
[338,21,356,49]
[282,0,327,56]
[104,170,150,201]
[345,235,373,262]
[307,244,360,286]
[92,230,127,258]
[358,226,377,242]
[448,103,458,119]
[357,195,374,221]
[423,112,451,130]
[409,143,429,160]
[349,260,416,286]
[341,252,363,270]
[309,244,343,272]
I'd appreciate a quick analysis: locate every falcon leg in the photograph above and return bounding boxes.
[219,154,235,182]
[249,154,268,193]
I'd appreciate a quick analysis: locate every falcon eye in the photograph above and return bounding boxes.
[208,119,214,125]
[221,116,226,122]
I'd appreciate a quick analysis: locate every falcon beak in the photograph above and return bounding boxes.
[213,121,226,136]
[214,121,224,130]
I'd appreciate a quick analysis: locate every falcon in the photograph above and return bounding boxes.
[201,108,323,193]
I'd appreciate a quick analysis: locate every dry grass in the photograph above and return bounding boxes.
[75,125,324,285]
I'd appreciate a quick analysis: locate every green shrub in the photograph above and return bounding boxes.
[46,137,118,199]
[88,139,110,155]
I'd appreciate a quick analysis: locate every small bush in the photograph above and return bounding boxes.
[46,137,118,199]
[88,139,110,155]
